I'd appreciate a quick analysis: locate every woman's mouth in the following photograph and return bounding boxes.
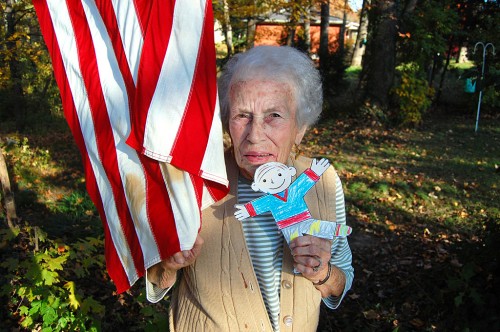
[244,153,274,163]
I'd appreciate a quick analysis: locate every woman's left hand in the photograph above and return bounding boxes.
[289,234,346,298]
[289,235,331,283]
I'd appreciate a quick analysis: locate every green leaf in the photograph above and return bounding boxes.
[64,281,80,310]
[42,306,57,325]
[461,263,476,281]
[58,316,68,328]
[21,315,33,328]
[19,305,29,315]
[141,305,155,316]
[81,296,105,315]
[29,300,42,315]
[454,292,464,307]
[41,268,59,285]
[46,254,68,271]
[34,251,51,264]
[0,257,19,271]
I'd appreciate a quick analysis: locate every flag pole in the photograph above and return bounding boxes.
[473,42,495,133]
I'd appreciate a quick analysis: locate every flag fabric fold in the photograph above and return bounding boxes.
[33,0,228,293]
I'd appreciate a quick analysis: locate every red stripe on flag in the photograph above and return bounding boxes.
[138,155,181,259]
[90,166,131,293]
[66,2,144,276]
[133,0,153,36]
[32,0,131,292]
[189,172,204,232]
[169,1,217,176]
[127,0,175,151]
[94,0,136,96]
[204,179,230,203]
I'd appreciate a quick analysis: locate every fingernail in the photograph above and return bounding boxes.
[175,256,185,264]
[183,251,190,258]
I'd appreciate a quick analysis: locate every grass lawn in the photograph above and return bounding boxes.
[305,111,499,331]
[1,106,499,330]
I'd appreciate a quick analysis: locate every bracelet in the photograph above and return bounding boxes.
[313,261,332,286]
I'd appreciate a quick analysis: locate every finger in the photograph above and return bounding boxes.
[293,259,325,277]
[290,235,328,251]
[293,254,321,268]
[190,235,204,258]
[194,234,204,247]
[171,252,186,265]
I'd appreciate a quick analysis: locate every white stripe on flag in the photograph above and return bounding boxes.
[142,0,206,161]
[160,163,201,251]
[46,0,138,284]
[200,94,229,190]
[111,0,143,84]
[81,0,161,267]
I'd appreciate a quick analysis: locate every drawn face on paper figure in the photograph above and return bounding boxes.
[251,162,297,194]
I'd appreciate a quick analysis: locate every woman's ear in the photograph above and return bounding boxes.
[295,126,307,145]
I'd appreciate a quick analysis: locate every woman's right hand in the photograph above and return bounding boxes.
[147,234,204,289]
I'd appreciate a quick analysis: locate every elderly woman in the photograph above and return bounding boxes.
[146,45,353,331]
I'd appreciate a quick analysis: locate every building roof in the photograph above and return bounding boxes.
[256,9,358,29]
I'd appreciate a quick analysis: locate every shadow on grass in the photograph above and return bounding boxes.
[308,113,500,331]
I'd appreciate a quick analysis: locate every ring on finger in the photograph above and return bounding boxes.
[312,257,322,272]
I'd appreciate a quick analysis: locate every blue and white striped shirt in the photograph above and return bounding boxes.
[238,172,353,332]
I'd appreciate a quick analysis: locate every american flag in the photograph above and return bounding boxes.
[33,0,229,293]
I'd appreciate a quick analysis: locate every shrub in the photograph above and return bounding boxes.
[391,63,435,126]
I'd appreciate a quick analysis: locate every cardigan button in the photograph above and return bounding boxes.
[282,280,292,289]
[283,315,293,327]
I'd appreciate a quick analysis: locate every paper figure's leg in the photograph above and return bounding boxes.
[333,223,352,236]
[300,220,352,239]
[281,225,300,245]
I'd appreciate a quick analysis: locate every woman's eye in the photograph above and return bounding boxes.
[264,113,282,123]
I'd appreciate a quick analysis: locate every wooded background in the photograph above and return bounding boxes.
[0,0,499,129]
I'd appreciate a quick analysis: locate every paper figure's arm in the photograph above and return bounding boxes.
[234,204,250,220]
[234,196,271,221]
[310,158,330,177]
[294,158,331,194]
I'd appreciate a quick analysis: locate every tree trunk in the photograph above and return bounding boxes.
[286,27,296,46]
[222,0,234,56]
[361,0,397,108]
[319,0,330,71]
[351,0,369,67]
[304,5,311,54]
[338,0,349,59]
[246,17,256,49]
[434,42,453,105]
[0,149,18,229]
[5,0,26,129]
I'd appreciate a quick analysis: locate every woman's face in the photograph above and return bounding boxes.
[228,80,305,179]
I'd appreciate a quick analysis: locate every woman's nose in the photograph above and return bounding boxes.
[246,118,266,142]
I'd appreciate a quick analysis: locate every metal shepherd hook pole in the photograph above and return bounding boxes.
[473,42,496,133]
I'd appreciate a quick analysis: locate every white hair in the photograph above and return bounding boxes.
[218,46,323,131]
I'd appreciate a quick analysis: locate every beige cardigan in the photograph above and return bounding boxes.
[169,153,338,331]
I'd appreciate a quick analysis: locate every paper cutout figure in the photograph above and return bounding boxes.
[234,158,352,245]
